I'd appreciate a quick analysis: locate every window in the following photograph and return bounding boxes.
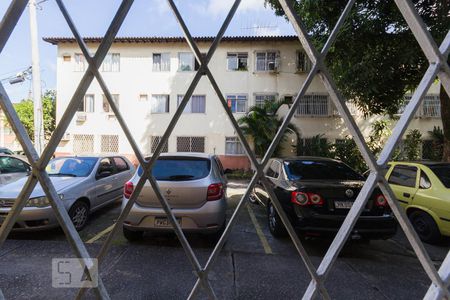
[177,136,205,152]
[225,137,245,155]
[139,94,148,102]
[255,94,277,108]
[388,165,417,188]
[0,156,29,173]
[177,95,206,113]
[137,158,211,181]
[63,55,71,62]
[296,94,329,116]
[178,52,194,71]
[152,53,170,72]
[102,94,119,113]
[113,157,129,173]
[101,53,120,72]
[227,95,247,113]
[419,171,431,189]
[78,94,95,113]
[101,135,119,153]
[227,52,248,71]
[266,160,281,178]
[255,51,278,71]
[151,95,170,113]
[73,134,94,154]
[296,51,312,73]
[150,136,169,153]
[74,53,86,72]
[398,94,440,117]
[97,158,115,177]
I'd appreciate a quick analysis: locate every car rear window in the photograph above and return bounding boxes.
[137,157,211,181]
[284,160,364,181]
[428,164,450,188]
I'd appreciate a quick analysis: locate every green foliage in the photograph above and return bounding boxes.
[366,119,392,158]
[238,98,299,157]
[331,137,367,172]
[13,90,56,142]
[404,129,422,160]
[423,126,444,161]
[264,0,449,116]
[297,134,332,157]
[226,169,254,180]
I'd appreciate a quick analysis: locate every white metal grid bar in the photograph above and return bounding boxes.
[0,0,448,299]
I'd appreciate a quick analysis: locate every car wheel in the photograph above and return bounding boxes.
[409,211,441,244]
[267,202,287,238]
[68,201,89,231]
[123,226,144,242]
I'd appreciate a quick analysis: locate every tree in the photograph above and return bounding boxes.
[238,98,299,157]
[13,90,56,142]
[265,0,449,160]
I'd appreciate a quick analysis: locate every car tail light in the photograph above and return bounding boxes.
[124,181,134,199]
[375,194,388,207]
[207,183,223,201]
[291,192,324,206]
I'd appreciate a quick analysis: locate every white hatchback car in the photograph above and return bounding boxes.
[122,153,227,241]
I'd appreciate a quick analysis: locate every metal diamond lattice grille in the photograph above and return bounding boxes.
[100,134,119,153]
[0,0,448,299]
[73,134,94,154]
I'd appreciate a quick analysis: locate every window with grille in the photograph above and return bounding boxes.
[78,94,95,112]
[255,51,278,71]
[225,137,245,155]
[296,51,312,73]
[227,53,248,71]
[73,134,94,154]
[101,53,120,72]
[151,95,170,113]
[398,94,440,117]
[152,53,171,72]
[177,136,205,152]
[101,135,119,153]
[150,136,169,153]
[227,95,247,113]
[102,94,120,113]
[255,94,277,108]
[177,95,206,113]
[74,53,85,72]
[296,94,329,116]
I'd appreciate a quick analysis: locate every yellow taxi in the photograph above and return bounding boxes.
[386,162,450,243]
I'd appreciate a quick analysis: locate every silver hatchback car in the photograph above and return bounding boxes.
[122,153,227,241]
[0,155,134,231]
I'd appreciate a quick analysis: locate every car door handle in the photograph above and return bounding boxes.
[403,192,411,198]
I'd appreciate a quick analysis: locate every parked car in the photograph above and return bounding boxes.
[251,157,397,240]
[122,153,227,241]
[0,155,134,231]
[386,161,450,243]
[0,147,14,155]
[0,155,31,185]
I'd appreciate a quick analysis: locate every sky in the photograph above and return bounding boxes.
[0,0,295,103]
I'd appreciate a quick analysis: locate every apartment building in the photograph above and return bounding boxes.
[44,36,442,169]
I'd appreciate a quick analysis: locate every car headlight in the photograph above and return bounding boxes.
[26,196,50,208]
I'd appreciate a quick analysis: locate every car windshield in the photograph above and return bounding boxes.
[46,157,98,177]
[284,160,364,181]
[428,164,450,188]
[138,157,211,181]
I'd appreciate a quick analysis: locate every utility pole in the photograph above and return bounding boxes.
[29,0,44,155]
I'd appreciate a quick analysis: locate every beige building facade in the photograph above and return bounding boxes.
[44,36,442,169]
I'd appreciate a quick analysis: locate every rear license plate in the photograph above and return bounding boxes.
[334,201,353,209]
[154,217,181,227]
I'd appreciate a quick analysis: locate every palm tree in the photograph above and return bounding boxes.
[238,98,299,157]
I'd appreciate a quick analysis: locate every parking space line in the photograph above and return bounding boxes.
[247,204,273,255]
[85,223,116,244]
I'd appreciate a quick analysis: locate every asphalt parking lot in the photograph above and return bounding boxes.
[0,180,449,299]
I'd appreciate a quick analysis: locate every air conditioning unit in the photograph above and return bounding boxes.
[61,133,70,141]
[268,58,280,73]
[76,113,87,123]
